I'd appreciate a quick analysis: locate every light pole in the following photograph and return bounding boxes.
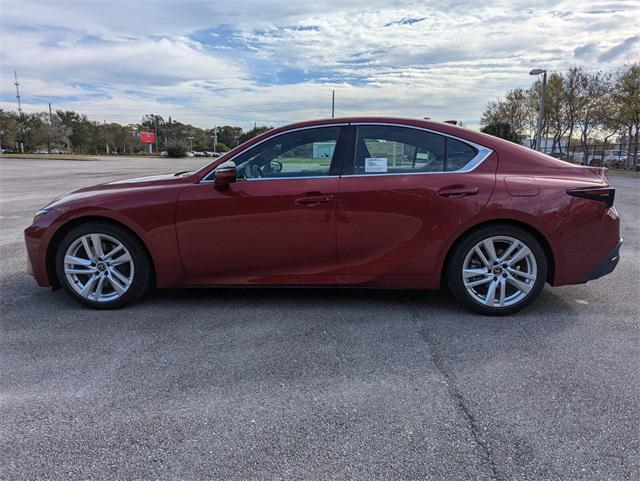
[187,136,194,152]
[212,126,218,154]
[331,90,335,118]
[529,68,547,152]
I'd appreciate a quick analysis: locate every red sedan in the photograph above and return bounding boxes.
[24,118,622,315]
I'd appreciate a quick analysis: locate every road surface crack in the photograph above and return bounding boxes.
[406,294,502,481]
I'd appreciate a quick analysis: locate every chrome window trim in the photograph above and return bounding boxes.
[200,123,348,183]
[199,121,492,183]
[348,122,493,176]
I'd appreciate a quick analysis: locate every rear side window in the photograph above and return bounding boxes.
[446,137,477,171]
[352,125,478,174]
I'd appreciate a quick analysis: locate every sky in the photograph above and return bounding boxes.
[0,0,638,130]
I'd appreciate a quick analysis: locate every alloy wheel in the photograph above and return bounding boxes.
[63,233,134,302]
[462,235,538,308]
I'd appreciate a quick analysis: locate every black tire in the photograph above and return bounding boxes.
[446,224,547,316]
[55,221,152,309]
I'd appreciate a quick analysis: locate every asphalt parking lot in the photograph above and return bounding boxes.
[1,156,639,480]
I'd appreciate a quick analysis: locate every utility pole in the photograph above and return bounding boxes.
[331,90,335,118]
[213,125,218,154]
[14,71,22,116]
[154,116,159,155]
[14,71,24,153]
[48,102,53,154]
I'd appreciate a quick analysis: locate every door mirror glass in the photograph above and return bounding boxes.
[270,160,283,173]
[214,160,237,185]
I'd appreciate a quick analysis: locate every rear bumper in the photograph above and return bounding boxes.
[579,238,622,284]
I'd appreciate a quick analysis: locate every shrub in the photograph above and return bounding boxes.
[481,122,521,143]
[167,146,186,158]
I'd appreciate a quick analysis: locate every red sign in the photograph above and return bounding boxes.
[140,131,155,144]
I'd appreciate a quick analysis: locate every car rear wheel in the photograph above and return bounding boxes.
[447,225,547,315]
[55,222,151,309]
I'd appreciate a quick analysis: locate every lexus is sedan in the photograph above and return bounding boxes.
[25,117,622,315]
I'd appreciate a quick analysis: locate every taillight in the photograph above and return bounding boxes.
[567,187,615,208]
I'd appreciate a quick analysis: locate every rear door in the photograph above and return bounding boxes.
[337,124,497,278]
[176,125,349,281]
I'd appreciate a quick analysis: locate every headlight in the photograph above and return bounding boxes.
[33,208,54,222]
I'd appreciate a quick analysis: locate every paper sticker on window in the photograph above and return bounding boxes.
[365,157,388,173]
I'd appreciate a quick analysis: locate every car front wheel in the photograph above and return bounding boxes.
[55,222,151,309]
[447,225,547,316]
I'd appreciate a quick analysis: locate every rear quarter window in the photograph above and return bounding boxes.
[446,138,478,171]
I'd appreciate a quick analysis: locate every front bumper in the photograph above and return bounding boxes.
[579,238,622,283]
[24,209,64,288]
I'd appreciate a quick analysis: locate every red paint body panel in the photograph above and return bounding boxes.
[336,154,497,280]
[175,178,339,281]
[24,117,621,292]
[24,174,189,288]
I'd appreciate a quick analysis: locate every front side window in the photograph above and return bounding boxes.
[353,125,478,175]
[235,126,341,179]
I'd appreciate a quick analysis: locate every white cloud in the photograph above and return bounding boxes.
[1,0,638,129]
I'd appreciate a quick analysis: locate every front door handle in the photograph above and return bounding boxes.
[438,186,480,198]
[295,193,334,207]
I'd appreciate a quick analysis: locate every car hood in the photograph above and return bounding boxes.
[105,173,184,184]
[43,172,191,212]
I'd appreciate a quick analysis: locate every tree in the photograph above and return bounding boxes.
[215,126,243,149]
[543,72,568,154]
[481,64,640,167]
[480,122,521,143]
[575,71,613,164]
[614,63,640,168]
[562,67,586,155]
[0,109,20,150]
[238,126,272,145]
[481,88,536,142]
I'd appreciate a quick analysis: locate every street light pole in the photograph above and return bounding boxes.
[331,90,335,118]
[529,68,547,152]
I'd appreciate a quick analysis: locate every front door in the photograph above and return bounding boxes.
[176,126,346,282]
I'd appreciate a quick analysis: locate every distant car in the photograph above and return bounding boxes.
[25,117,621,315]
[160,151,168,157]
[193,151,207,157]
[185,151,195,158]
[603,150,628,161]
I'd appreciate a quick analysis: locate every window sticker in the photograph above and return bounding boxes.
[365,157,388,173]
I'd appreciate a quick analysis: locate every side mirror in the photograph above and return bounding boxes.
[270,160,283,173]
[214,160,237,185]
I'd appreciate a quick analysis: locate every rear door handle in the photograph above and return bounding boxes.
[438,186,479,198]
[295,193,334,207]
